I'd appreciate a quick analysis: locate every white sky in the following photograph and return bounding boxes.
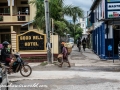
[64,0,93,20]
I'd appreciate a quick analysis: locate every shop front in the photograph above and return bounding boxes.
[89,0,120,59]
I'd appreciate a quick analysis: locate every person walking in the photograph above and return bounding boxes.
[77,37,81,52]
[59,43,71,67]
[82,38,86,51]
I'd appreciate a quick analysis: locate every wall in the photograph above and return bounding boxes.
[51,35,59,54]
[11,30,17,53]
[29,0,36,21]
[80,18,87,35]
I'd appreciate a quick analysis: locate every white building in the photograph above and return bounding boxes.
[79,18,88,40]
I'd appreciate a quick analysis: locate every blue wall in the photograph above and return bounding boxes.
[92,23,106,59]
[92,22,118,59]
[90,0,120,59]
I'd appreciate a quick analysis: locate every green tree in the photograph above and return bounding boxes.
[30,0,64,32]
[30,0,83,38]
[75,27,83,41]
[64,6,83,41]
[54,21,68,36]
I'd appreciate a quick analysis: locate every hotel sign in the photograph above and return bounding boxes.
[108,3,120,10]
[17,30,46,51]
[108,11,120,18]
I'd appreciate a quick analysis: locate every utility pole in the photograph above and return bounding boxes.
[51,18,54,63]
[44,0,52,63]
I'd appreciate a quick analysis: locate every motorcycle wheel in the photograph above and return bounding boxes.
[20,65,32,77]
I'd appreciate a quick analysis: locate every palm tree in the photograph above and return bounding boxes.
[30,0,64,31]
[30,0,83,38]
[63,6,83,41]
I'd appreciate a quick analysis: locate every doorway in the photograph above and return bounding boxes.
[113,25,120,55]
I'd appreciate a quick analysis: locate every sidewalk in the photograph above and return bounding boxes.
[69,45,120,66]
[27,45,120,67]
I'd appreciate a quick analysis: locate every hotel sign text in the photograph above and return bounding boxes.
[18,31,46,51]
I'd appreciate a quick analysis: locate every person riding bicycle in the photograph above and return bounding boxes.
[77,37,81,52]
[1,41,11,66]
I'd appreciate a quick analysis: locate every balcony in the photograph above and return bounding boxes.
[0,15,29,22]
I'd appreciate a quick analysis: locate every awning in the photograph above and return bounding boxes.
[21,20,34,27]
[99,18,120,25]
[99,18,120,21]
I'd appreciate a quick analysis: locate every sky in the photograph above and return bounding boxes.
[64,0,93,20]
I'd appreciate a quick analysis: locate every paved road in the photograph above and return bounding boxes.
[7,46,120,90]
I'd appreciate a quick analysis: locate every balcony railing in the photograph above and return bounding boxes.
[0,11,30,22]
[0,13,10,15]
[0,11,29,16]
[18,16,26,21]
[17,12,29,15]
[1,15,29,22]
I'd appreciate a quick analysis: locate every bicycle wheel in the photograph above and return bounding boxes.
[20,65,32,77]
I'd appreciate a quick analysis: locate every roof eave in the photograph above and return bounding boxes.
[90,0,101,10]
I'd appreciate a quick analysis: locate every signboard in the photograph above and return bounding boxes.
[107,0,120,2]
[108,11,120,18]
[108,45,112,51]
[17,30,46,51]
[108,3,120,10]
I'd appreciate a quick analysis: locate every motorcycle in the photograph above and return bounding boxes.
[2,52,32,77]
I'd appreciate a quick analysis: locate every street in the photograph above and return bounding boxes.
[8,45,120,90]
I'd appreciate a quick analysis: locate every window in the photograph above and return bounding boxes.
[82,18,84,21]
[0,3,8,7]
[18,16,26,21]
[20,27,27,33]
[21,27,28,30]
[21,1,28,4]
[82,24,84,27]
[0,8,10,15]
[1,34,11,44]
[18,7,29,15]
